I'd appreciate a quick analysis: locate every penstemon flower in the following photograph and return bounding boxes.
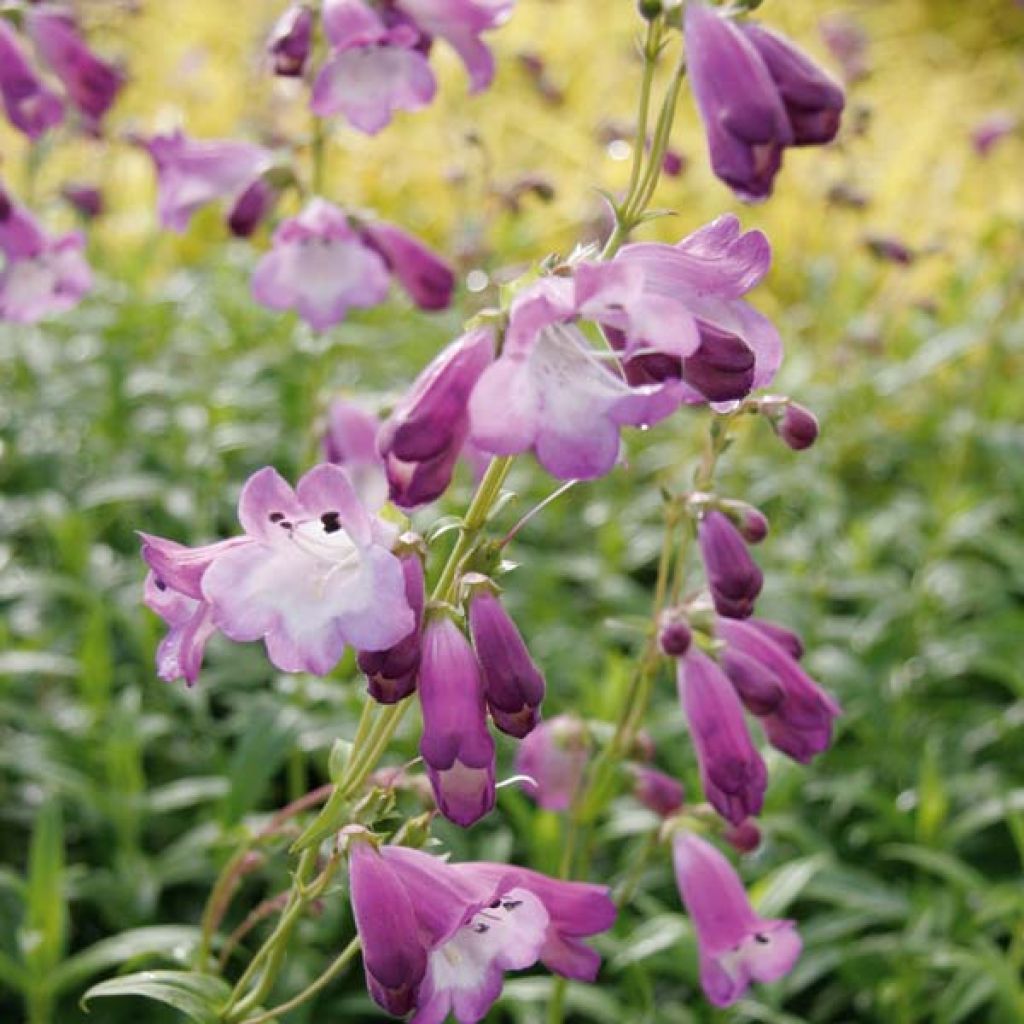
[0,19,64,139]
[672,830,801,1007]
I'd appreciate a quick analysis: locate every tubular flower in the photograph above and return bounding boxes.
[139,130,275,234]
[467,586,545,738]
[717,618,841,763]
[515,714,589,812]
[195,464,415,675]
[685,3,843,201]
[379,327,495,507]
[0,19,63,139]
[698,509,763,619]
[677,648,767,826]
[267,4,314,77]
[348,842,614,1023]
[673,831,801,1007]
[418,616,496,827]
[613,215,781,404]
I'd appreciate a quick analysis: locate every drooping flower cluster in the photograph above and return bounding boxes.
[348,838,616,1023]
[0,5,121,139]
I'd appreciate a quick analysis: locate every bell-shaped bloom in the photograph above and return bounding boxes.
[632,766,685,818]
[740,22,845,147]
[395,0,515,93]
[358,546,425,703]
[718,618,841,763]
[515,714,589,812]
[467,587,545,738]
[143,573,217,686]
[267,4,314,77]
[677,648,767,825]
[379,327,495,507]
[0,20,64,139]
[198,464,415,675]
[348,841,613,1023]
[323,398,388,508]
[698,510,763,619]
[251,198,391,331]
[313,0,436,134]
[673,831,801,1007]
[418,616,495,826]
[360,221,455,311]
[26,6,122,127]
[140,131,275,234]
[0,200,92,324]
[614,215,782,404]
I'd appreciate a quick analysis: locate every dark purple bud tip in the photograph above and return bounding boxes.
[723,819,762,853]
[776,402,819,451]
[682,323,757,402]
[658,614,693,657]
[722,502,769,544]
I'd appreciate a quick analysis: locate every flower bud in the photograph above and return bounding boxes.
[681,323,757,402]
[637,0,662,21]
[774,402,819,451]
[723,819,762,853]
[658,613,693,657]
[515,714,589,812]
[227,177,276,238]
[62,184,103,219]
[721,500,769,544]
[468,587,545,738]
[360,221,455,312]
[267,4,313,78]
[632,766,685,818]
[698,510,763,620]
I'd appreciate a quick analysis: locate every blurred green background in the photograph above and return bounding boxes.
[1,0,1023,1021]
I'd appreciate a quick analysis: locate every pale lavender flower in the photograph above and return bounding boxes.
[267,4,314,77]
[323,398,389,509]
[198,464,415,675]
[698,510,763,620]
[673,831,801,1007]
[515,714,589,812]
[26,5,122,127]
[143,573,217,686]
[140,130,274,233]
[468,586,545,737]
[0,19,63,139]
[251,198,390,330]
[418,615,496,826]
[678,648,767,825]
[360,220,455,310]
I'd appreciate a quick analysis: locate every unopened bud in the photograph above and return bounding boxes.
[658,613,693,657]
[637,0,662,20]
[721,500,769,545]
[776,402,820,451]
[723,819,762,853]
[632,766,685,817]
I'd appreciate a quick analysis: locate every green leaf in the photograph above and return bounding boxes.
[749,854,830,917]
[81,970,231,1022]
[20,799,67,982]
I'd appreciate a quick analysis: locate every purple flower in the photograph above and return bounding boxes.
[0,184,46,260]
[632,766,685,818]
[267,4,314,77]
[62,183,103,219]
[251,198,390,330]
[672,831,801,1007]
[698,510,763,619]
[313,0,436,135]
[140,130,274,233]
[395,0,515,93]
[418,615,495,827]
[143,573,217,686]
[467,586,545,738]
[685,4,843,201]
[196,464,415,675]
[323,398,388,508]
[677,648,767,826]
[773,401,820,450]
[0,19,63,139]
[657,613,693,657]
[971,112,1016,157]
[718,617,841,763]
[348,841,614,1022]
[26,6,122,127]
[379,327,495,507]
[614,215,782,404]
[515,714,589,812]
[360,220,455,311]
[357,546,425,704]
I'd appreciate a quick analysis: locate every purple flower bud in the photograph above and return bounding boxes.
[418,616,495,827]
[723,501,769,544]
[61,183,103,219]
[658,613,693,657]
[379,327,495,508]
[358,549,425,704]
[26,7,123,127]
[0,19,64,139]
[267,4,314,77]
[774,401,819,451]
[678,649,767,826]
[740,22,845,147]
[673,831,801,1006]
[515,714,589,812]
[698,510,763,620]
[468,588,545,738]
[723,819,762,853]
[632,766,685,818]
[661,147,686,177]
[681,323,757,402]
[360,221,455,311]
[227,177,275,238]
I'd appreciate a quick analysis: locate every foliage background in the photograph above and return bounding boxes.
[1,0,1023,1022]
